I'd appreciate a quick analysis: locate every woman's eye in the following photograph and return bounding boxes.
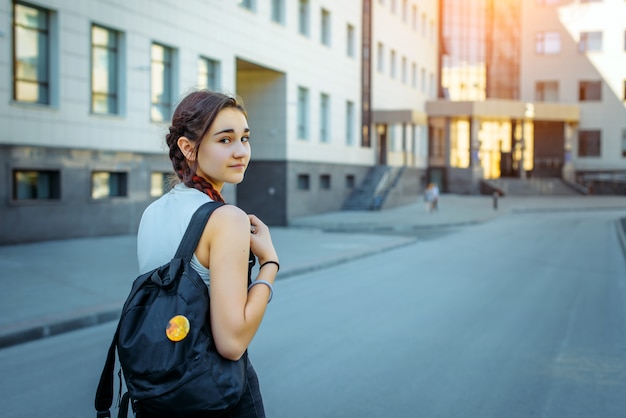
[220,137,231,144]
[242,136,250,143]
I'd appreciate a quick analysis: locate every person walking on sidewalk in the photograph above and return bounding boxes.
[136,90,279,418]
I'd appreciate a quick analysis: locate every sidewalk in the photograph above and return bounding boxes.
[1,194,625,349]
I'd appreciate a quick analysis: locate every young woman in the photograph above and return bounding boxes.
[137,90,279,417]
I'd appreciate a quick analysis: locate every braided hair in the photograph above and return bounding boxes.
[165,90,247,203]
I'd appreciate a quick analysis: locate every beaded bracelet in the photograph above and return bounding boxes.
[260,260,280,272]
[248,280,274,303]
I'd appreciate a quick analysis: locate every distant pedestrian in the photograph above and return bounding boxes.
[431,183,440,212]
[424,183,434,213]
[136,90,279,417]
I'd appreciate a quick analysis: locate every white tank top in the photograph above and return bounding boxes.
[137,183,213,286]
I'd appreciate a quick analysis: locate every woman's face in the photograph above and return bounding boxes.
[195,107,251,191]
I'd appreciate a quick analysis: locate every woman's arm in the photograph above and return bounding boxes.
[203,205,278,361]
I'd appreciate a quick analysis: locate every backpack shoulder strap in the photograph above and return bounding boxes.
[174,201,224,263]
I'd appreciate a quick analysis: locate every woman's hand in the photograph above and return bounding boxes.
[248,214,278,266]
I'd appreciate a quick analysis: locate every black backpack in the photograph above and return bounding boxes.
[95,201,253,418]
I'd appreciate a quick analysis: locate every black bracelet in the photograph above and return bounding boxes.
[260,260,280,272]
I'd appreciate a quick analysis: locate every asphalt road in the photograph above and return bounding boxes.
[1,209,625,417]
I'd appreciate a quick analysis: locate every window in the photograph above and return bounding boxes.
[377,42,385,72]
[535,31,561,54]
[535,81,559,102]
[402,0,408,23]
[411,62,417,88]
[198,56,220,91]
[578,130,601,157]
[298,0,309,36]
[239,0,255,11]
[401,56,407,84]
[320,174,331,190]
[297,174,310,190]
[390,0,397,14]
[12,170,60,200]
[271,0,285,24]
[420,68,426,93]
[579,80,602,101]
[150,172,170,197]
[623,80,626,101]
[624,30,626,51]
[13,2,51,104]
[346,174,355,189]
[622,129,626,157]
[91,25,120,115]
[346,24,355,57]
[411,6,417,31]
[151,43,174,122]
[297,87,309,139]
[578,31,602,53]
[320,93,330,143]
[421,13,426,37]
[346,100,355,145]
[390,49,396,78]
[320,9,331,46]
[91,171,128,199]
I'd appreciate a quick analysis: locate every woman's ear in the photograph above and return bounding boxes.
[177,136,196,161]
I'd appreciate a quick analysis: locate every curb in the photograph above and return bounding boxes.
[0,236,417,350]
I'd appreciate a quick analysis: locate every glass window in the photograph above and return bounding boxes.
[320,93,330,143]
[12,170,60,200]
[346,174,355,189]
[320,174,331,190]
[411,62,417,88]
[346,24,355,57]
[578,130,601,157]
[198,56,220,91]
[91,171,128,199]
[346,100,355,145]
[421,68,426,93]
[297,86,309,139]
[298,0,309,36]
[150,172,170,197]
[390,49,396,78]
[271,0,285,24]
[321,9,331,46]
[239,0,255,11]
[91,25,119,115]
[377,42,385,73]
[297,174,310,190]
[578,31,602,53]
[579,80,602,101]
[535,81,559,102]
[13,2,50,104]
[535,31,561,54]
[622,129,626,157]
[151,43,174,122]
[401,56,407,84]
[402,0,408,22]
[411,6,417,31]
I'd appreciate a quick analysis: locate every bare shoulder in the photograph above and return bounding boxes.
[207,204,249,233]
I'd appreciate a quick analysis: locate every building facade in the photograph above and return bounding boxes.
[429,0,626,194]
[520,0,626,191]
[0,0,436,244]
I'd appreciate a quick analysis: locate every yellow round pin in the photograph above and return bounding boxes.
[166,315,190,342]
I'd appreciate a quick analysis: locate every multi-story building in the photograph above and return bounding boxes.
[0,0,436,244]
[428,0,625,194]
[521,0,626,192]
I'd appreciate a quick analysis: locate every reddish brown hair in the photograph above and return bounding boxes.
[166,90,247,202]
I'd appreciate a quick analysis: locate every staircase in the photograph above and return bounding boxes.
[343,166,405,210]
[481,178,585,196]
